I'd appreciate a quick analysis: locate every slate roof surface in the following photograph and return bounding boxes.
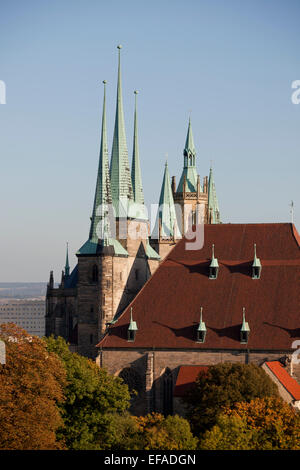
[98,223,300,350]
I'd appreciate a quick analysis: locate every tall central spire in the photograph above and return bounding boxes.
[89,80,112,242]
[110,45,133,218]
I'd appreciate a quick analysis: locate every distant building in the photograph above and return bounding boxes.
[0,300,46,337]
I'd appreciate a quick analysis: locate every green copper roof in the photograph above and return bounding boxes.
[177,119,201,193]
[145,239,160,260]
[241,308,250,332]
[131,90,144,205]
[208,166,220,224]
[65,242,70,277]
[184,117,196,159]
[129,90,148,220]
[209,244,219,268]
[78,80,128,258]
[77,238,128,257]
[89,80,112,242]
[110,45,133,218]
[197,307,206,332]
[153,161,178,238]
[252,243,262,268]
[128,308,138,331]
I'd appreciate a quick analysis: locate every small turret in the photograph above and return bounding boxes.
[252,243,262,279]
[240,307,250,344]
[128,308,138,342]
[209,244,219,279]
[197,307,207,343]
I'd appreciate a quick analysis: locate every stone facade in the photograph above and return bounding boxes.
[46,220,160,358]
[97,348,292,416]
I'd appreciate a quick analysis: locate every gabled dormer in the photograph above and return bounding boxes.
[197,307,207,343]
[209,244,219,279]
[252,243,262,279]
[128,308,138,342]
[240,307,250,344]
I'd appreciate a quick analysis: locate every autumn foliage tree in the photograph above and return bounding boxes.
[199,397,300,450]
[45,335,131,450]
[183,363,279,434]
[0,323,66,450]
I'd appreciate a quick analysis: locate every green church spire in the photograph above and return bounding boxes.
[131,90,144,205]
[177,118,199,193]
[110,45,133,218]
[89,80,112,242]
[208,166,220,224]
[155,161,178,238]
[65,242,70,277]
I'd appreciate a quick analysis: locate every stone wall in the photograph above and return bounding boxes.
[98,348,291,415]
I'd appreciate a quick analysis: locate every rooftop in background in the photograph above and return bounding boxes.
[264,361,300,401]
[98,223,300,351]
[174,365,209,397]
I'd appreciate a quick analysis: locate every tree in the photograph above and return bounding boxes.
[199,414,256,450]
[99,412,198,450]
[134,413,198,450]
[225,397,300,450]
[183,362,279,434]
[0,324,66,450]
[199,397,300,450]
[45,335,131,450]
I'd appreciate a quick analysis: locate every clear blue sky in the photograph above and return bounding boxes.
[0,0,299,282]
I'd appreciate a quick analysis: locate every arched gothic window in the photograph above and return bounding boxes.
[119,367,143,396]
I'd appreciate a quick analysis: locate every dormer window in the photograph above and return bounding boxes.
[209,244,219,279]
[240,307,250,344]
[197,307,207,343]
[252,243,262,279]
[127,308,138,342]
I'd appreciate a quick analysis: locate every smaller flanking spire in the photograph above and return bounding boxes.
[89,80,112,242]
[155,161,178,239]
[65,242,70,277]
[208,166,220,224]
[177,118,199,193]
[131,90,144,205]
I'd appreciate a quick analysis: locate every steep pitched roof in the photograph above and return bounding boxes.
[110,45,133,218]
[264,361,300,401]
[152,161,178,239]
[98,223,300,350]
[89,81,112,242]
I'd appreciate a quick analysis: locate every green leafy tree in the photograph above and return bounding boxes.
[0,324,66,450]
[45,335,131,449]
[100,412,198,450]
[183,363,279,434]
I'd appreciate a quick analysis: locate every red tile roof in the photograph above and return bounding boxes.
[264,361,300,401]
[98,223,300,351]
[174,365,209,397]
